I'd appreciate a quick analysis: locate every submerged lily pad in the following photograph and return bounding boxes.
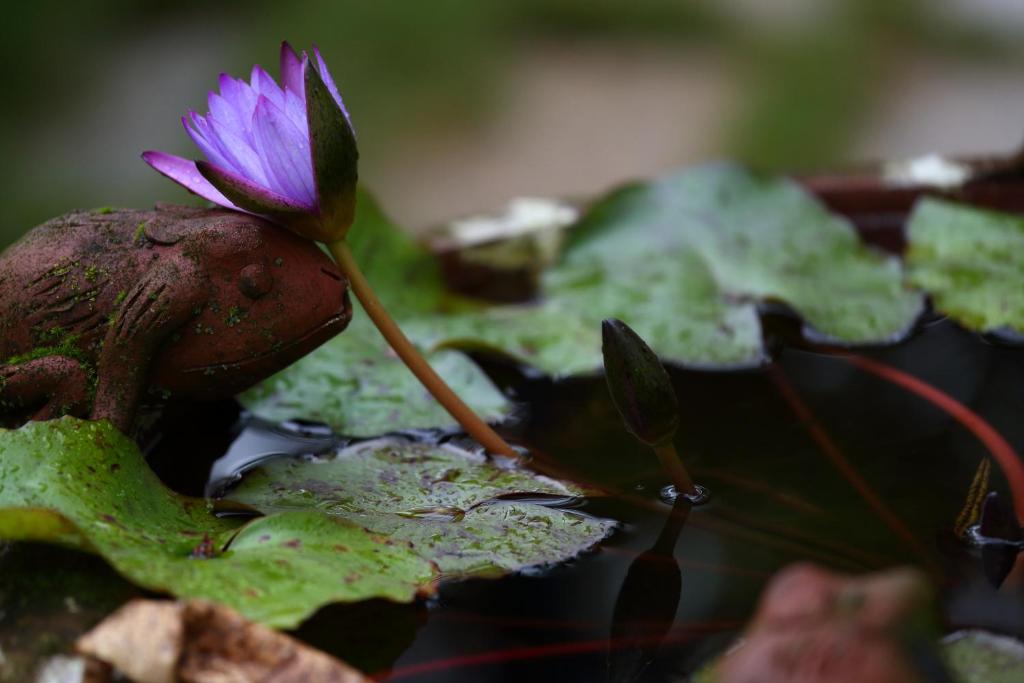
[906,198,1024,334]
[225,437,616,577]
[0,419,436,628]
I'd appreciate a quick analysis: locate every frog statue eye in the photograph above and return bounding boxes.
[238,263,274,300]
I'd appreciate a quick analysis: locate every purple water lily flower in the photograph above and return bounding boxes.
[143,42,518,458]
[143,42,358,242]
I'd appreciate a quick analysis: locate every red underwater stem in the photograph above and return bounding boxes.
[770,366,938,572]
[375,623,740,681]
[843,354,1024,524]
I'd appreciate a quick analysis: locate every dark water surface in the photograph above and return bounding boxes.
[2,319,1024,681]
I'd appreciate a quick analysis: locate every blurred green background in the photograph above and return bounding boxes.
[2,0,1023,248]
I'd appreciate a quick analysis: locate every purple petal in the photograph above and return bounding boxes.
[249,64,265,92]
[251,95,316,208]
[183,113,236,173]
[251,65,286,110]
[141,151,237,209]
[282,86,308,136]
[313,45,352,127]
[217,74,246,113]
[204,115,271,188]
[217,74,258,136]
[280,42,303,95]
[186,110,269,187]
[207,92,244,138]
[196,159,313,216]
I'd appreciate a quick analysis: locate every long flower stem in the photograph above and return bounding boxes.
[653,442,696,496]
[328,239,517,457]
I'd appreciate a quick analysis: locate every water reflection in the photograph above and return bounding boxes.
[127,318,1024,681]
[205,416,343,497]
[607,497,690,682]
[974,492,1024,588]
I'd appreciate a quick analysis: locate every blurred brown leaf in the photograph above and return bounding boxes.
[76,599,370,683]
[711,564,946,683]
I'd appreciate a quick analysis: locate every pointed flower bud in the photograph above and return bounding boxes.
[601,319,680,447]
[142,42,358,242]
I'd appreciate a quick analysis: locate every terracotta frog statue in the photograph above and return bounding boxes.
[0,204,351,432]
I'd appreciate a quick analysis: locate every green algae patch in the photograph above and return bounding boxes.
[225,437,616,578]
[0,419,436,628]
[907,198,1024,335]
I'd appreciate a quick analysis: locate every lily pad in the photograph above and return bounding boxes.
[943,630,1024,683]
[0,419,437,628]
[244,165,922,432]
[413,163,923,374]
[906,198,1024,334]
[240,316,513,437]
[241,195,513,436]
[225,437,617,577]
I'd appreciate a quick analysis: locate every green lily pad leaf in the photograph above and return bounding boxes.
[906,198,1024,334]
[241,194,513,436]
[242,315,512,435]
[225,437,617,578]
[0,419,436,628]
[416,164,923,374]
[943,630,1024,683]
[244,165,921,432]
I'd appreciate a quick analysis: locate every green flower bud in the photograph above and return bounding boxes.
[601,319,680,447]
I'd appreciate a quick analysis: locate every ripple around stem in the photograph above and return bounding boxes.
[659,483,710,506]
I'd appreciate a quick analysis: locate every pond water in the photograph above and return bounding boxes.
[2,317,1023,681]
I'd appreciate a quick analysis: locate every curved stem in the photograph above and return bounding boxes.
[842,354,1024,524]
[328,239,517,457]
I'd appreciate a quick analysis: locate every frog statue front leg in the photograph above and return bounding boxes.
[90,260,207,432]
[0,260,204,432]
[0,356,92,422]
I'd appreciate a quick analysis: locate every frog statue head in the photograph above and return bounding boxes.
[143,206,352,398]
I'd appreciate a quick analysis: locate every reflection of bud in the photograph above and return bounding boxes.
[601,319,679,447]
[608,497,688,682]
